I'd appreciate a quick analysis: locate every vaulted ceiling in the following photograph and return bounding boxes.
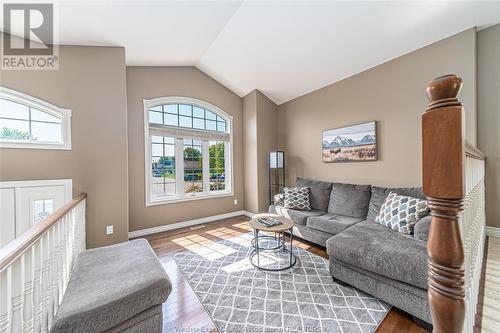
[7,1,500,104]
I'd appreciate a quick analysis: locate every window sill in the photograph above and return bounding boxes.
[0,141,71,150]
[146,191,234,206]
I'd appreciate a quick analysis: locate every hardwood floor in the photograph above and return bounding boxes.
[474,236,500,332]
[141,216,430,333]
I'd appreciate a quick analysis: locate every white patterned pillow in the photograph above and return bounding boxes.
[375,191,429,234]
[284,187,311,210]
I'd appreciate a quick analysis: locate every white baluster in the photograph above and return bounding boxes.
[10,256,24,333]
[23,247,34,332]
[59,215,67,300]
[47,227,55,329]
[53,222,61,315]
[41,233,49,333]
[32,239,42,333]
[0,269,10,333]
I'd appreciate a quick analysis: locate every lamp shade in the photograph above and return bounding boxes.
[269,151,284,168]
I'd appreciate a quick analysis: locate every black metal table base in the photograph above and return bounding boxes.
[249,229,297,271]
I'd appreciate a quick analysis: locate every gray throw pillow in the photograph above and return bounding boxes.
[284,187,311,211]
[295,177,332,211]
[328,183,371,218]
[375,191,429,234]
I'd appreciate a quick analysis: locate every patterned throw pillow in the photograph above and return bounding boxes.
[284,187,311,210]
[375,191,429,234]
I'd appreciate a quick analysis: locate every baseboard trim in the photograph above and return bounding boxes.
[243,210,256,217]
[486,226,500,238]
[129,210,251,238]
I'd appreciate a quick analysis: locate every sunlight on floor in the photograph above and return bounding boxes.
[206,227,243,240]
[233,221,253,231]
[295,242,311,251]
[207,227,254,247]
[172,234,236,261]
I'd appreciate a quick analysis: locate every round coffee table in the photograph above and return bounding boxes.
[248,213,297,271]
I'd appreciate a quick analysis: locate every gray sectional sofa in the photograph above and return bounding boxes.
[269,177,432,325]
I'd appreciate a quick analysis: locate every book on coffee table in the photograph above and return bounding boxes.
[256,217,282,228]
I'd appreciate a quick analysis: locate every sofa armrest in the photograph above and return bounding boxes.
[413,215,431,241]
[273,193,285,207]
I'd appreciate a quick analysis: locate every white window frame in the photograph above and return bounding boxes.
[144,96,234,206]
[0,86,72,150]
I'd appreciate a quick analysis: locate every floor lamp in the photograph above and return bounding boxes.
[269,151,285,204]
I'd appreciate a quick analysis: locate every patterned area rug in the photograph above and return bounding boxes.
[173,232,390,333]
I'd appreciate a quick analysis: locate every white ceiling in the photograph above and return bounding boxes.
[5,1,500,104]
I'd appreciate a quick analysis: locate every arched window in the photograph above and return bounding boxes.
[144,97,232,205]
[0,87,71,149]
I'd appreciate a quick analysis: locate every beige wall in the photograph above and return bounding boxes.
[243,91,259,213]
[243,90,278,214]
[0,42,129,248]
[478,24,500,228]
[126,67,244,232]
[256,91,278,212]
[277,29,477,188]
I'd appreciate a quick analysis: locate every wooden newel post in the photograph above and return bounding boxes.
[422,74,465,333]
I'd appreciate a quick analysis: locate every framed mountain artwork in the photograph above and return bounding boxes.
[322,121,377,162]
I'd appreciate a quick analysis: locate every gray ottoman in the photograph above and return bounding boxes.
[51,239,171,333]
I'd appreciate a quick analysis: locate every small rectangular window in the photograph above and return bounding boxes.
[193,107,204,118]
[164,104,177,114]
[193,117,204,130]
[32,199,55,225]
[205,111,217,120]
[206,120,217,131]
[149,111,162,124]
[179,104,192,116]
[179,115,192,128]
[164,113,178,126]
[184,139,203,194]
[31,122,62,143]
[151,136,176,198]
[217,121,226,133]
[209,141,225,192]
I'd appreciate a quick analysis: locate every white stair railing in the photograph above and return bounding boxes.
[460,148,486,333]
[0,193,86,333]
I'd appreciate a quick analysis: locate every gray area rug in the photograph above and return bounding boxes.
[173,232,390,333]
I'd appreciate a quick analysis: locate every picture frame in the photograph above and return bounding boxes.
[322,121,378,162]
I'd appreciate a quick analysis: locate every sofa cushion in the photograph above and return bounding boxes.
[270,205,325,226]
[328,183,371,218]
[51,239,172,333]
[367,186,426,221]
[375,192,429,234]
[296,177,332,211]
[326,221,428,289]
[292,224,333,247]
[307,213,363,235]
